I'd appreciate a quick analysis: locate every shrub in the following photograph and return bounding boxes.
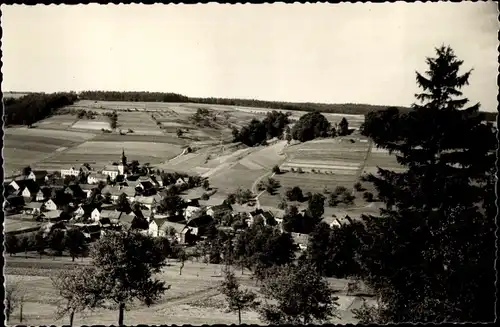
[297,167,304,174]
[354,182,364,192]
[201,193,210,200]
[272,165,281,174]
[363,191,374,202]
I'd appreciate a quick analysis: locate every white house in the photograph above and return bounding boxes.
[27,170,49,182]
[44,199,58,211]
[35,190,45,202]
[133,195,157,210]
[91,208,101,222]
[24,202,43,215]
[184,205,202,219]
[61,166,80,178]
[9,180,22,191]
[175,178,187,187]
[79,184,96,198]
[102,164,125,180]
[87,172,108,184]
[74,205,85,218]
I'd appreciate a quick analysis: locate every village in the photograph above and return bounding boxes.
[3,148,327,252]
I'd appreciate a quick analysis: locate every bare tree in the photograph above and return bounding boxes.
[5,278,26,323]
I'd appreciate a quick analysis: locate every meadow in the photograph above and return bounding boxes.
[5,259,374,325]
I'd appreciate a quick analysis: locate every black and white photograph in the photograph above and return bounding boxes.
[1,2,498,325]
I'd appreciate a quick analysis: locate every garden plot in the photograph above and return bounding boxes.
[116,112,163,135]
[37,114,78,130]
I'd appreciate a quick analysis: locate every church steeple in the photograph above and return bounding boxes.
[121,148,127,166]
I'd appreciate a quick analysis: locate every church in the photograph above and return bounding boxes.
[101,149,128,180]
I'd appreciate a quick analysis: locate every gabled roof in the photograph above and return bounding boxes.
[209,203,233,212]
[134,195,156,204]
[139,181,155,189]
[102,186,136,197]
[65,184,85,196]
[42,210,63,219]
[88,172,108,179]
[103,165,120,172]
[25,202,43,209]
[125,174,141,182]
[159,220,187,234]
[30,170,48,178]
[78,184,96,191]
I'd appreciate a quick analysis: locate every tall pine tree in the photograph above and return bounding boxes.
[358,46,496,323]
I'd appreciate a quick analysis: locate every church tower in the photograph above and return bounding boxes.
[121,148,127,166]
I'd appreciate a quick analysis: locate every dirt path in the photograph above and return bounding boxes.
[161,287,220,306]
[352,138,373,193]
[251,171,276,208]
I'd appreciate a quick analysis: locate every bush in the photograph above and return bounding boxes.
[363,191,374,202]
[201,193,210,200]
[272,165,281,174]
[297,167,304,174]
[354,182,364,192]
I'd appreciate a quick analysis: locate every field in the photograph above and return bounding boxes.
[5,258,374,325]
[3,128,96,176]
[36,141,183,171]
[5,218,43,233]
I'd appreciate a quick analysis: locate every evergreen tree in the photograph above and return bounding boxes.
[357,46,496,322]
[338,117,349,136]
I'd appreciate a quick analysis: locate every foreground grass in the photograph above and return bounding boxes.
[5,259,372,326]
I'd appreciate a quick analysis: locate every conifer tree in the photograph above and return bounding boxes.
[357,46,496,322]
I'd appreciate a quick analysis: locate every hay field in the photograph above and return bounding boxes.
[4,260,370,325]
[36,141,183,170]
[3,128,96,174]
[116,112,164,135]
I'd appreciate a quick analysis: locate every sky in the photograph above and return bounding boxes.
[1,2,498,111]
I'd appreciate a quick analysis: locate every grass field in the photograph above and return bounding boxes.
[35,141,183,170]
[3,128,96,175]
[115,111,164,135]
[37,114,79,130]
[5,259,373,326]
[5,219,43,233]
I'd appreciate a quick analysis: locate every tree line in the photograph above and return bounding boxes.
[4,92,78,126]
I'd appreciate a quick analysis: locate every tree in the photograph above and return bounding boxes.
[5,234,19,256]
[277,197,287,210]
[115,193,131,213]
[272,165,281,174]
[158,194,185,216]
[258,263,339,324]
[264,177,280,195]
[22,166,32,176]
[18,235,31,259]
[31,230,46,258]
[291,111,331,142]
[48,229,66,257]
[51,267,102,326]
[202,179,210,190]
[79,231,170,325]
[176,128,183,138]
[357,46,496,322]
[338,117,349,136]
[220,267,260,324]
[285,186,303,202]
[5,279,26,323]
[363,191,374,202]
[306,193,326,220]
[354,182,364,192]
[64,228,87,262]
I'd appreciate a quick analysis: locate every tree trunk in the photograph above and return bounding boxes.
[19,301,23,323]
[25,250,27,259]
[238,308,242,325]
[179,261,184,275]
[69,309,75,327]
[118,303,125,326]
[72,255,75,262]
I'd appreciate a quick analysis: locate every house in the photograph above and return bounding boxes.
[133,195,157,210]
[100,209,123,221]
[26,170,49,182]
[35,190,46,202]
[78,184,97,198]
[9,179,28,192]
[44,199,59,211]
[149,175,163,187]
[206,203,233,218]
[247,209,276,226]
[61,166,80,178]
[180,187,205,202]
[102,186,136,201]
[20,180,40,200]
[87,172,108,184]
[91,208,101,222]
[41,210,63,221]
[291,232,309,250]
[119,214,148,230]
[102,164,125,180]
[175,177,187,187]
[73,223,101,241]
[148,218,170,237]
[158,220,192,243]
[330,215,353,229]
[184,205,202,219]
[80,165,91,175]
[23,202,43,215]
[134,209,154,222]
